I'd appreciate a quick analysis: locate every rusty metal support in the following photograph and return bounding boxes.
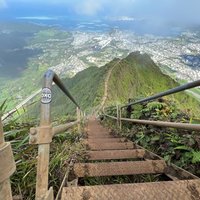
[120,118,200,131]
[104,113,200,131]
[53,121,80,136]
[35,71,53,200]
[30,121,80,143]
[34,70,81,200]
[0,117,16,200]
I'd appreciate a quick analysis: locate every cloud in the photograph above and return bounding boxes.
[2,0,200,27]
[0,0,7,8]
[74,0,104,16]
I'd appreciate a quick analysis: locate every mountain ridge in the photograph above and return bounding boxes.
[22,52,200,120]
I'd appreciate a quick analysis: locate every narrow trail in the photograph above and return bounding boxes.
[97,60,121,113]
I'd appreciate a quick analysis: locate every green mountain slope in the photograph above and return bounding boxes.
[108,52,200,116]
[24,52,200,120]
[24,59,120,120]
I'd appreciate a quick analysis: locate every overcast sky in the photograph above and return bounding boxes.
[0,0,200,26]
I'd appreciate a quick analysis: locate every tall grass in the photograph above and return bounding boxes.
[1,101,85,199]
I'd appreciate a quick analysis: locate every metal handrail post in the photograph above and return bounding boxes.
[31,70,81,199]
[36,72,54,200]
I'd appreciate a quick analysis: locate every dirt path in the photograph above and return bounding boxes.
[97,60,121,113]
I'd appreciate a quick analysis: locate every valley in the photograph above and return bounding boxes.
[1,21,200,112]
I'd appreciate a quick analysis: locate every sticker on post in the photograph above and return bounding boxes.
[41,88,52,104]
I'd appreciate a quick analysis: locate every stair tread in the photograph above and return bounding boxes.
[74,160,166,177]
[87,138,127,143]
[87,135,115,138]
[88,142,135,150]
[61,179,200,200]
[87,149,145,160]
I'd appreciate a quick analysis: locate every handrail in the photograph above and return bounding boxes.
[44,69,80,108]
[121,79,200,108]
[29,69,82,200]
[120,117,200,131]
[52,120,80,136]
[103,79,200,132]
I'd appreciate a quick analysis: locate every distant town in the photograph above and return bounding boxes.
[27,28,200,82]
[1,23,200,108]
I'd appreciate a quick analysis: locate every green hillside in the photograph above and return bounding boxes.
[107,52,200,117]
[24,59,120,120]
[24,52,200,120]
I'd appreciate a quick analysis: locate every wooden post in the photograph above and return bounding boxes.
[77,107,81,133]
[0,117,15,200]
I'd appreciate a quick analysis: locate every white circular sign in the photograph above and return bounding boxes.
[41,88,52,104]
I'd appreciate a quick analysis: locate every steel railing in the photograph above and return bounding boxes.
[121,79,200,108]
[28,69,83,200]
[2,70,200,200]
[103,79,200,131]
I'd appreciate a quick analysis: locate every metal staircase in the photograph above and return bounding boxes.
[61,117,200,200]
[1,69,200,199]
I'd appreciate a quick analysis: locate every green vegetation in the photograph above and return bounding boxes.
[2,51,200,198]
[103,98,200,176]
[21,52,200,121]
[7,121,84,199]
[81,174,164,186]
[1,102,85,199]
[23,59,120,120]
[107,52,200,117]
[0,28,73,111]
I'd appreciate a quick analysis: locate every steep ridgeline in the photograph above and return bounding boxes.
[107,52,200,117]
[24,59,120,120]
[24,52,200,120]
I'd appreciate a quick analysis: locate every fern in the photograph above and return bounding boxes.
[192,151,200,164]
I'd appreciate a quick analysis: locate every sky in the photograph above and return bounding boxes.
[0,0,200,26]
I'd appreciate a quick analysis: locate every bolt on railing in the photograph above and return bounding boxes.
[103,79,200,131]
[29,70,82,200]
[0,117,16,200]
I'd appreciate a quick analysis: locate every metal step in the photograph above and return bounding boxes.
[74,160,166,177]
[88,142,135,150]
[87,138,127,143]
[61,179,200,200]
[87,149,145,160]
[87,135,116,139]
[87,131,110,135]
